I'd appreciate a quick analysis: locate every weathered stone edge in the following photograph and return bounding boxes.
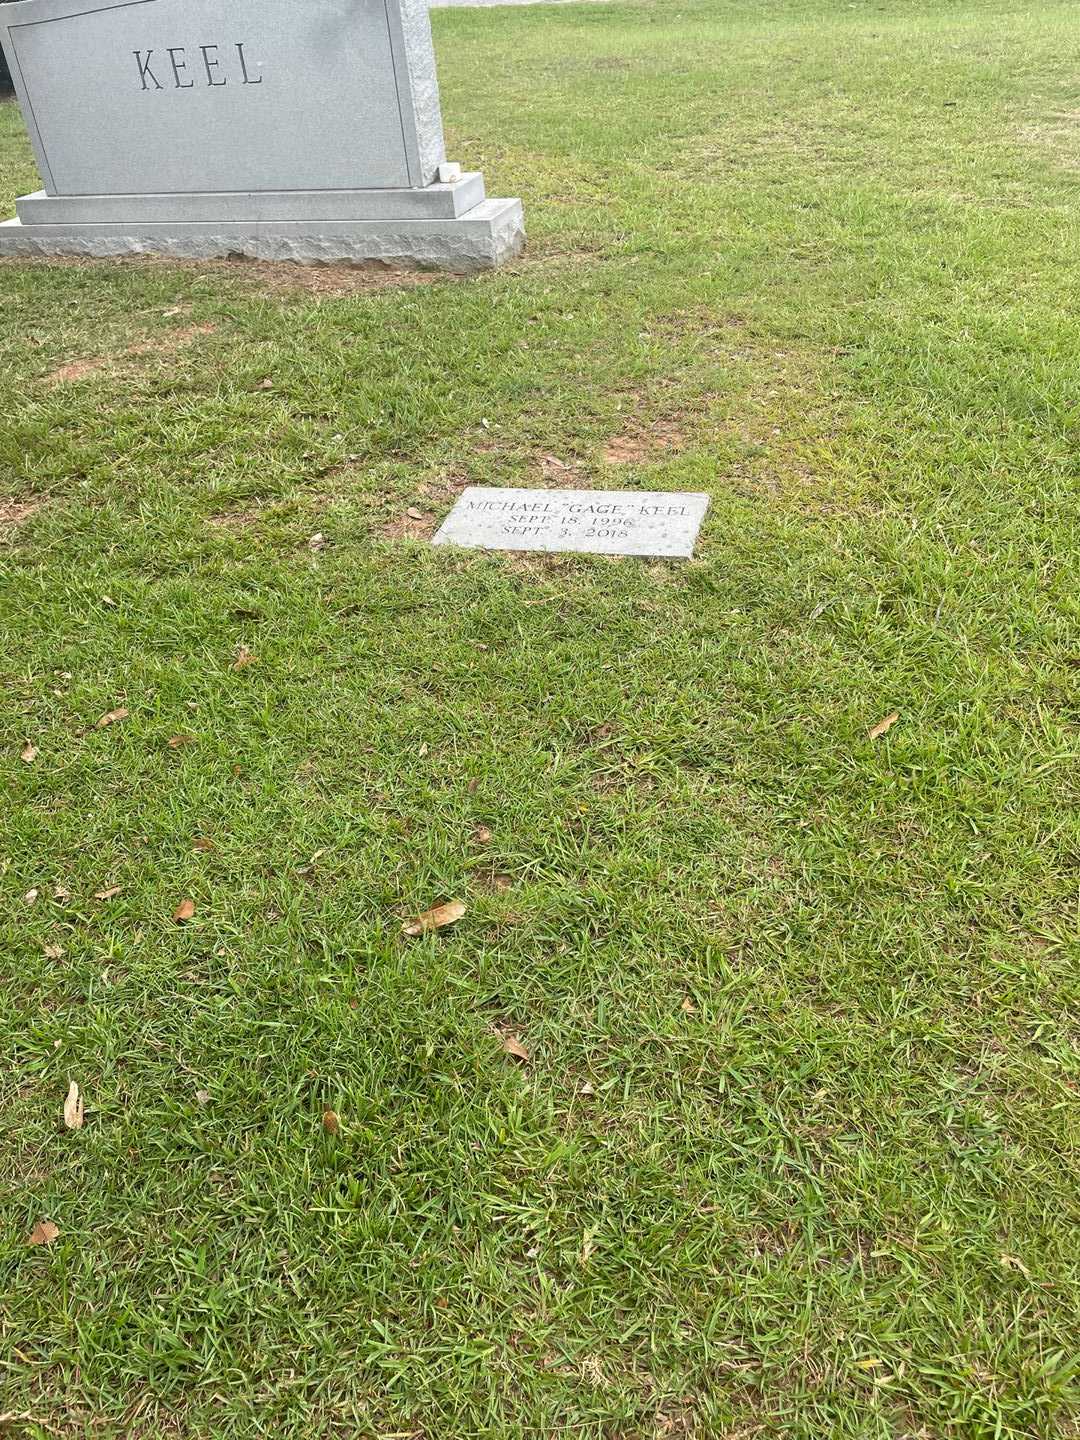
[0,199,526,272]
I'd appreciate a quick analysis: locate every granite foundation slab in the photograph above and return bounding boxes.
[16,175,488,225]
[0,198,525,271]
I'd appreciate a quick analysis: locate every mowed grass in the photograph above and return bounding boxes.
[2,0,1079,1435]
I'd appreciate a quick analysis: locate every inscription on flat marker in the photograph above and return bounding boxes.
[433,488,710,558]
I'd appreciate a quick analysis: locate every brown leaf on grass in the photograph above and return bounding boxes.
[406,507,425,520]
[94,885,121,901]
[43,943,64,959]
[195,1089,210,1106]
[24,888,39,905]
[63,1081,84,1130]
[168,734,195,749]
[467,777,480,795]
[501,1033,530,1062]
[1000,1254,1031,1277]
[472,825,493,845]
[681,995,698,1014]
[173,898,195,923]
[232,646,256,670]
[192,837,215,853]
[867,711,899,741]
[96,706,129,729]
[20,740,38,764]
[26,1220,59,1247]
[322,1108,340,1135]
[401,900,466,937]
[308,532,327,552]
[258,377,274,390]
[295,848,327,878]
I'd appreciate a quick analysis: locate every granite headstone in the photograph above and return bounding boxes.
[0,0,524,268]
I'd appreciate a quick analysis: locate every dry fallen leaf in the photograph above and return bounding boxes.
[472,824,493,845]
[580,1081,595,1096]
[232,646,256,670]
[168,734,195,749]
[43,943,64,960]
[296,847,327,877]
[63,1080,84,1130]
[308,532,327,551]
[681,995,698,1014]
[20,740,38,764]
[195,1089,211,1106]
[322,1108,340,1135]
[1000,1254,1031,1277]
[94,885,121,901]
[402,900,466,937]
[96,706,129,729]
[467,777,480,795]
[53,884,71,900]
[192,837,215,853]
[868,711,899,741]
[406,506,425,520]
[258,377,274,390]
[26,1220,59,1247]
[24,888,39,905]
[501,1033,530,1062]
[173,898,195,923]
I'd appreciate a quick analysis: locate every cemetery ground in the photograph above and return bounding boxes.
[2,0,1079,1434]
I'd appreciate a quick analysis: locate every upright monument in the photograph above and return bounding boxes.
[0,0,524,269]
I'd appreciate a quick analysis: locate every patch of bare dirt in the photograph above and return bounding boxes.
[375,509,437,542]
[45,358,112,385]
[206,507,264,531]
[0,497,44,535]
[130,322,217,356]
[374,469,470,541]
[2,251,457,299]
[220,259,457,298]
[531,452,590,486]
[44,323,217,385]
[603,417,686,465]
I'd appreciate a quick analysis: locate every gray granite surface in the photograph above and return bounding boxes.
[433,488,710,557]
[0,0,522,268]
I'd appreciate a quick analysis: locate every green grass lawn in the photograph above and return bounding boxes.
[2,0,1079,1434]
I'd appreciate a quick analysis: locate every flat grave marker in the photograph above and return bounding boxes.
[432,488,710,558]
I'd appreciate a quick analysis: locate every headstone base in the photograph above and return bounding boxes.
[0,195,524,272]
